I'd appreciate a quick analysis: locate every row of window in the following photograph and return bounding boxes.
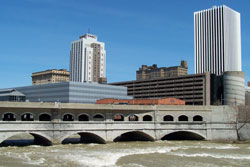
[1,113,203,122]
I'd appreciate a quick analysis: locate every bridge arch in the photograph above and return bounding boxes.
[161,130,206,140]
[61,131,106,144]
[0,132,53,146]
[113,131,155,142]
[21,112,34,121]
[62,113,74,121]
[2,112,16,121]
[39,113,51,121]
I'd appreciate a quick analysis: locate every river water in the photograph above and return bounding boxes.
[1,139,250,167]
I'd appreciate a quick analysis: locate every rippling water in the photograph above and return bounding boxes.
[1,140,250,167]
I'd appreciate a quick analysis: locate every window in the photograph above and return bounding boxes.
[93,114,104,121]
[2,113,16,121]
[143,115,152,121]
[164,115,174,121]
[79,114,89,121]
[129,114,138,121]
[193,115,203,121]
[21,113,34,121]
[178,115,188,121]
[39,114,51,121]
[114,114,124,121]
[63,114,74,121]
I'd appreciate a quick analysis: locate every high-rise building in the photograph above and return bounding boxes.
[136,61,188,80]
[194,5,241,75]
[70,34,106,83]
[32,69,69,85]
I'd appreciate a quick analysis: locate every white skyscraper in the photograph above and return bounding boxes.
[194,5,241,75]
[70,34,106,82]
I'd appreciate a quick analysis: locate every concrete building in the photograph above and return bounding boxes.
[0,89,25,102]
[70,34,106,83]
[15,82,132,104]
[111,73,221,105]
[32,69,69,85]
[194,5,241,75]
[96,98,185,105]
[111,71,245,106]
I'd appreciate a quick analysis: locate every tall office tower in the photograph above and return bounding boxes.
[70,34,106,83]
[194,5,241,75]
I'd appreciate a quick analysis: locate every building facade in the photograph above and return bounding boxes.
[136,61,188,80]
[96,98,185,105]
[111,73,219,105]
[32,69,69,85]
[15,82,131,104]
[111,72,246,106]
[194,5,241,75]
[70,34,106,83]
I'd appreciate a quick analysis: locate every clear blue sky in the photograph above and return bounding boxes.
[0,0,249,88]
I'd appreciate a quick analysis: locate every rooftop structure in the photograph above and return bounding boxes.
[0,89,25,102]
[136,61,187,80]
[32,69,69,85]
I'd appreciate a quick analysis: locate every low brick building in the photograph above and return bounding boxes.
[136,61,188,80]
[96,98,185,105]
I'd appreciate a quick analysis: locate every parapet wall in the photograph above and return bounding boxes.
[0,102,249,143]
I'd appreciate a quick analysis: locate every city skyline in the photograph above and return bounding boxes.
[0,0,250,88]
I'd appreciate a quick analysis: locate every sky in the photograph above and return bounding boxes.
[0,0,250,88]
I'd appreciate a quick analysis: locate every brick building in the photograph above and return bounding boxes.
[96,98,185,105]
[136,60,187,80]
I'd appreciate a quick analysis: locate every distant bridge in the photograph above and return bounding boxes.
[0,102,238,145]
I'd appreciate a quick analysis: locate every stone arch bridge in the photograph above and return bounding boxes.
[0,102,237,145]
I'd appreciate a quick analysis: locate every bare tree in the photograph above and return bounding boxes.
[234,105,250,140]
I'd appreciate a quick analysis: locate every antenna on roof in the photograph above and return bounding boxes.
[88,28,90,34]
